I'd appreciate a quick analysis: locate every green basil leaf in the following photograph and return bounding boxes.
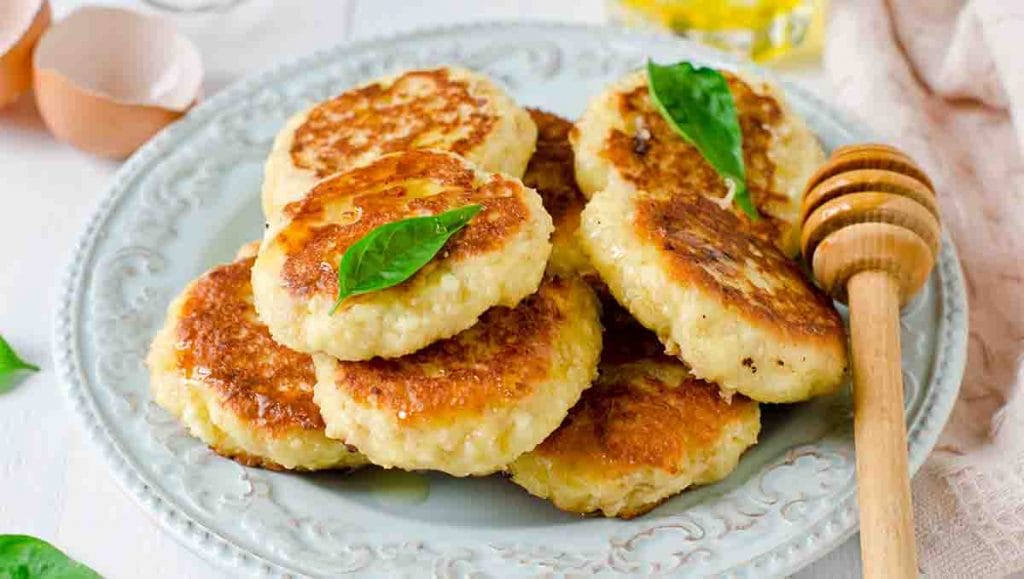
[0,535,102,578]
[646,59,759,219]
[0,335,39,392]
[331,204,483,313]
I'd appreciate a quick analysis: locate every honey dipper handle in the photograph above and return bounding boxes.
[848,270,918,578]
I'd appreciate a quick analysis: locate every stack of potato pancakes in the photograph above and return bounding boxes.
[148,66,848,519]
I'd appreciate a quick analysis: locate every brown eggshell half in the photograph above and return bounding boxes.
[0,0,50,108]
[32,7,203,159]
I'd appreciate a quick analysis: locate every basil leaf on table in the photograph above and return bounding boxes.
[646,60,760,219]
[0,535,102,578]
[0,334,39,392]
[331,204,484,313]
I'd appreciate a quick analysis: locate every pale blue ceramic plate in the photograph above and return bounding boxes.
[54,22,967,578]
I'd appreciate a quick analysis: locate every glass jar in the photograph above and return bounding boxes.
[608,0,827,63]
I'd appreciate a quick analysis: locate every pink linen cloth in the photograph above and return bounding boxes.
[825,0,1024,575]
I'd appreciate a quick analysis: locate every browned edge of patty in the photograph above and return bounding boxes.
[327,276,583,424]
[602,72,791,246]
[175,255,326,434]
[274,150,530,301]
[634,191,845,340]
[529,296,757,478]
[291,68,498,178]
[523,108,587,234]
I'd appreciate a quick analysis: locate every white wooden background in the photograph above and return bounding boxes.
[0,0,861,576]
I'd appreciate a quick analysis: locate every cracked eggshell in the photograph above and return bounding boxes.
[33,6,203,159]
[0,0,50,108]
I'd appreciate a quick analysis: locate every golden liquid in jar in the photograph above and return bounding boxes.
[610,0,827,63]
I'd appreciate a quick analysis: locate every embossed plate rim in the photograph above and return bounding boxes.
[53,20,968,578]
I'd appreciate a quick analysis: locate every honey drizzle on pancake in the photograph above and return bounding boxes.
[276,151,528,299]
[291,69,498,177]
[175,256,325,431]
[331,277,572,423]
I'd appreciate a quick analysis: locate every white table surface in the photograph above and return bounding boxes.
[0,0,861,576]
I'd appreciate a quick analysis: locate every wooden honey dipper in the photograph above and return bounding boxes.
[801,143,940,578]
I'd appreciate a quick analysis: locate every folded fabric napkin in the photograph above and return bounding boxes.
[826,0,1024,575]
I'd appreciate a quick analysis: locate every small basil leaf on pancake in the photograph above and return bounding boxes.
[0,535,101,578]
[646,60,759,219]
[0,334,39,392]
[331,204,483,313]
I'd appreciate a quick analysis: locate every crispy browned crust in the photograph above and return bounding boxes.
[275,150,530,300]
[536,375,753,473]
[529,370,753,475]
[523,109,586,237]
[329,276,581,424]
[529,300,757,475]
[634,192,845,341]
[602,73,789,244]
[290,68,497,178]
[174,256,325,433]
[591,73,844,343]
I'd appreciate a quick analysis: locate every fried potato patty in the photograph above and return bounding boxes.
[509,300,759,518]
[252,149,553,361]
[522,109,591,276]
[262,66,537,225]
[147,244,366,471]
[575,70,847,403]
[571,69,824,256]
[312,276,602,477]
